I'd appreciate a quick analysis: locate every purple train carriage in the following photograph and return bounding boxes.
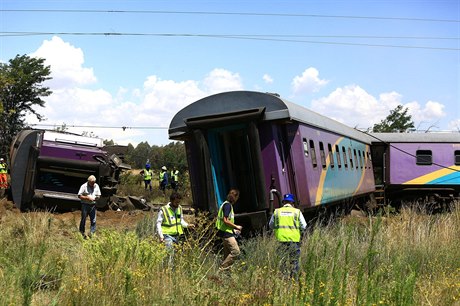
[370,132,460,208]
[169,91,376,231]
[9,129,130,211]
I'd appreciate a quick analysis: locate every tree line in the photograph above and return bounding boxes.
[123,141,187,172]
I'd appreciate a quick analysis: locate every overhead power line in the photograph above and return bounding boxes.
[1,32,457,40]
[2,31,458,51]
[28,123,169,130]
[2,9,460,23]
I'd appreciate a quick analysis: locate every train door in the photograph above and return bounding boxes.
[275,124,299,201]
[207,123,266,214]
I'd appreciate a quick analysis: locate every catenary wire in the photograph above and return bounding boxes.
[1,32,458,51]
[2,9,460,23]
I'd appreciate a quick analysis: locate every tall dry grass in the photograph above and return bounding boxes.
[0,205,458,305]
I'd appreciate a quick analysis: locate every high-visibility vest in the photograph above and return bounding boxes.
[161,205,184,235]
[159,171,166,180]
[216,201,234,234]
[143,169,152,180]
[273,206,301,242]
[0,163,7,174]
[174,170,179,182]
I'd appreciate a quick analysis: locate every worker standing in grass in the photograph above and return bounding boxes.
[141,163,154,191]
[170,167,179,191]
[156,192,194,265]
[0,158,8,190]
[269,193,307,279]
[216,188,243,270]
[78,175,101,239]
[159,166,168,195]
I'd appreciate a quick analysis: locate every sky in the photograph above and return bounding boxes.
[1,0,459,146]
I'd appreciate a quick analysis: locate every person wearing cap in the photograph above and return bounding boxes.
[156,192,195,265]
[159,166,169,195]
[141,164,154,191]
[78,175,101,238]
[0,158,8,190]
[216,188,243,270]
[269,193,307,278]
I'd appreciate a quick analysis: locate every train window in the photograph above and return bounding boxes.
[319,142,326,169]
[455,151,460,165]
[353,149,359,169]
[342,146,348,168]
[416,150,432,165]
[348,148,354,169]
[358,151,364,168]
[328,143,334,168]
[309,140,318,168]
[303,138,309,157]
[335,145,342,168]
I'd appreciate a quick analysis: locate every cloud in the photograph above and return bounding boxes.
[31,36,97,89]
[311,85,446,131]
[406,100,445,121]
[263,74,273,84]
[202,68,243,93]
[291,67,328,95]
[26,37,245,146]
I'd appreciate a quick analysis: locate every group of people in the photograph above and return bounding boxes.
[141,164,180,194]
[153,187,306,278]
[77,174,306,278]
[216,189,306,278]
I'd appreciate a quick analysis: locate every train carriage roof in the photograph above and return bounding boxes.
[369,132,460,143]
[169,91,372,143]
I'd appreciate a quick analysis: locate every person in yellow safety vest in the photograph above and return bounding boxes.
[159,166,169,195]
[0,158,8,189]
[170,167,179,191]
[268,193,307,279]
[140,164,154,191]
[156,192,194,262]
[216,188,243,270]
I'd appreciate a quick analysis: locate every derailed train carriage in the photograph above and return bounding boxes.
[9,129,131,211]
[370,132,460,208]
[169,91,376,231]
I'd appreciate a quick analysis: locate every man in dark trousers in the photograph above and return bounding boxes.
[269,193,307,278]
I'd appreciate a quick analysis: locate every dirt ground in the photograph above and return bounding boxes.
[0,197,154,233]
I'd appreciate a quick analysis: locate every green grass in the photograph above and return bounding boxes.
[0,206,459,305]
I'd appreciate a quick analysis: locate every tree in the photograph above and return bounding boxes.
[0,54,51,157]
[54,123,69,133]
[103,139,115,146]
[372,105,415,133]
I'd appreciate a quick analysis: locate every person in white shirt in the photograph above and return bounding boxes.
[156,192,195,252]
[78,175,101,238]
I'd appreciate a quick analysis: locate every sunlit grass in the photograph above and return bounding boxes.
[0,204,458,305]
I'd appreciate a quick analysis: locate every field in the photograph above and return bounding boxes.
[0,197,459,305]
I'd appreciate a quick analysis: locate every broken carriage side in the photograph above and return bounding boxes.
[9,129,131,211]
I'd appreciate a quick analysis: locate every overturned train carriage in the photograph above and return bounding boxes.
[9,130,131,211]
[169,91,376,231]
